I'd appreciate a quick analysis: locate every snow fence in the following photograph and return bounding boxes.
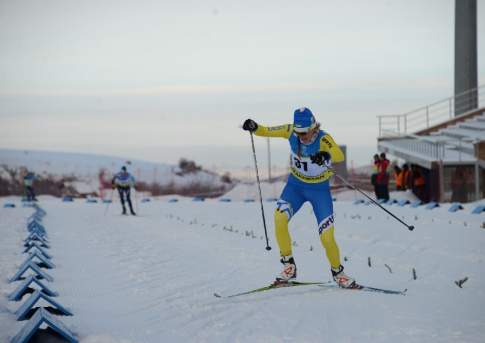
[7,204,78,343]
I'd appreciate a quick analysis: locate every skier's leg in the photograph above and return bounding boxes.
[118,188,127,214]
[308,186,340,269]
[125,188,135,214]
[274,206,292,256]
[274,183,304,282]
[320,227,340,269]
[26,187,32,201]
[309,186,355,287]
[274,183,304,257]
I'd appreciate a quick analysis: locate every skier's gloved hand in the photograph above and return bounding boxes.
[310,151,331,167]
[242,119,258,132]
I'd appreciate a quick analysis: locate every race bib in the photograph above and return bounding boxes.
[290,152,329,178]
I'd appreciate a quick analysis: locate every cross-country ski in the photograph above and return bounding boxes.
[214,280,406,298]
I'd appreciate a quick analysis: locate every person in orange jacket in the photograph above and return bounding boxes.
[394,165,403,191]
[401,164,411,190]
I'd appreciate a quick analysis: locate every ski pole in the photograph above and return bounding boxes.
[250,132,272,250]
[331,170,414,231]
[133,187,139,215]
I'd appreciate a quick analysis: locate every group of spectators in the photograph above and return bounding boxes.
[394,164,426,201]
[371,153,427,202]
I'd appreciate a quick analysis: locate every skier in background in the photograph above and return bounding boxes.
[23,171,37,201]
[242,107,356,288]
[112,166,136,215]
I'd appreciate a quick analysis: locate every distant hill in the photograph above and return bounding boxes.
[0,149,232,197]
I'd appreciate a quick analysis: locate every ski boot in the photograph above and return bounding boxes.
[274,255,297,284]
[331,265,356,288]
[122,207,127,215]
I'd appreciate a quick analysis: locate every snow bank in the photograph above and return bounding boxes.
[221,181,285,201]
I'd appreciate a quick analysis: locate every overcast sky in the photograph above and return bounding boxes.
[1,0,484,171]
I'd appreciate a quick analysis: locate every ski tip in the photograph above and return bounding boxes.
[213,293,222,298]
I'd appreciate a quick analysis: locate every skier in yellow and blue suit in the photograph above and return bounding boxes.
[242,107,356,288]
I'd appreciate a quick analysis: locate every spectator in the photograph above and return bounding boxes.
[371,154,380,199]
[376,153,390,201]
[394,165,403,191]
[402,164,411,190]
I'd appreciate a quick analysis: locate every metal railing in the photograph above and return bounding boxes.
[386,136,446,160]
[378,84,485,137]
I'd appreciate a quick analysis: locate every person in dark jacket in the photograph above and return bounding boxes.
[23,171,37,201]
[112,166,136,215]
[376,153,390,201]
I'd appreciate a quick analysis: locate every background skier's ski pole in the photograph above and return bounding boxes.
[332,170,414,231]
[250,132,272,250]
[133,187,139,215]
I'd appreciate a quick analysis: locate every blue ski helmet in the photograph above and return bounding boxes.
[293,107,317,133]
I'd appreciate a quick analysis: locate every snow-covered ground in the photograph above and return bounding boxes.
[1,195,485,342]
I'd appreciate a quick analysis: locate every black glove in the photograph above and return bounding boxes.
[242,119,258,132]
[310,151,331,166]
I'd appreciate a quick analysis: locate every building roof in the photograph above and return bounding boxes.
[378,111,485,169]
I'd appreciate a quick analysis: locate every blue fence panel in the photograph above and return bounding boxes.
[10,262,54,283]
[9,276,58,301]
[24,245,52,259]
[15,290,73,321]
[411,200,423,208]
[448,202,464,213]
[11,308,78,343]
[425,202,440,210]
[471,205,485,214]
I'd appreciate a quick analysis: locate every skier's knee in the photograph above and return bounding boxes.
[320,226,336,245]
[275,200,292,222]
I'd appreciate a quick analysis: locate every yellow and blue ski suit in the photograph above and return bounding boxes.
[254,123,344,269]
